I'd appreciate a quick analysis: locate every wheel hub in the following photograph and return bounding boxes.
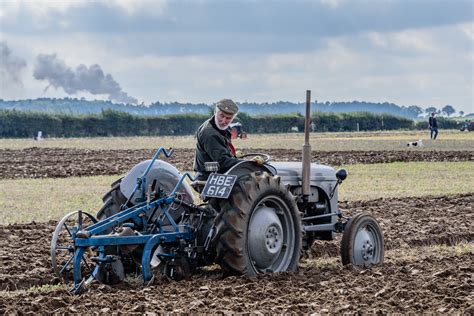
[361,240,374,260]
[248,206,283,269]
[354,227,377,265]
[266,225,281,250]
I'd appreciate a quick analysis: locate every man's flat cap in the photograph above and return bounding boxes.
[216,99,239,115]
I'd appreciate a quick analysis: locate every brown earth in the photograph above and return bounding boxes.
[1,147,473,179]
[0,194,472,313]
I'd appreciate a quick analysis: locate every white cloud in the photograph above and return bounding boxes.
[0,0,167,18]
[458,22,474,41]
[0,0,89,32]
[368,28,438,54]
[319,0,344,9]
[104,0,168,15]
[0,0,87,20]
[392,31,436,53]
[0,1,19,20]
[368,32,388,48]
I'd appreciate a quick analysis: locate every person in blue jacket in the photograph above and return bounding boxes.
[428,112,438,140]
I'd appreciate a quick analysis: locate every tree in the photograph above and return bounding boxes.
[459,111,464,116]
[425,106,437,115]
[442,105,456,117]
[408,105,423,117]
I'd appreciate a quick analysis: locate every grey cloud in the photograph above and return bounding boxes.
[0,42,27,88]
[2,0,472,56]
[33,54,138,104]
[32,1,474,34]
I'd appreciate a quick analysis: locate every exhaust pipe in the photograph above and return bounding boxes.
[302,90,312,203]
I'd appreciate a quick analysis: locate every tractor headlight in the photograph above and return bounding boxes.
[336,169,348,182]
[204,162,219,172]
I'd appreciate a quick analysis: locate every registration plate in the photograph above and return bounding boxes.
[201,174,237,199]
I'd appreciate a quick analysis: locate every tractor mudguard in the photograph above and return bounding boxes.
[119,159,195,221]
[224,160,276,179]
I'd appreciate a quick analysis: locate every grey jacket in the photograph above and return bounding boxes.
[193,116,239,180]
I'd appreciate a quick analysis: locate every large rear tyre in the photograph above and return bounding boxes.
[341,213,384,266]
[97,178,126,221]
[215,172,302,276]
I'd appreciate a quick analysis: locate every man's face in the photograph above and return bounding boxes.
[215,109,235,130]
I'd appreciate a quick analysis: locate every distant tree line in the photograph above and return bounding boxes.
[414,117,458,130]
[0,109,204,138]
[237,112,414,133]
[2,109,461,138]
[0,98,467,120]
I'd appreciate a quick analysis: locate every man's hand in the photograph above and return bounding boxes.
[251,155,265,165]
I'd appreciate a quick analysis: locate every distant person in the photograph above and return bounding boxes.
[34,131,43,141]
[428,112,438,140]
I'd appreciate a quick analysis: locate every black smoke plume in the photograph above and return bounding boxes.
[34,53,138,104]
[0,42,27,88]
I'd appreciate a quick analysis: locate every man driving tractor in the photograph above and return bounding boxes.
[193,99,263,183]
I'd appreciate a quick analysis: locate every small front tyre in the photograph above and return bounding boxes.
[341,213,384,266]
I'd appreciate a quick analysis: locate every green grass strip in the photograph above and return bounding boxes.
[337,161,474,201]
[0,161,472,224]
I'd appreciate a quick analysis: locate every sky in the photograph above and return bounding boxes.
[0,0,473,113]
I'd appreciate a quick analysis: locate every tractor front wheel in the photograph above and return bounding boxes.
[340,213,384,266]
[214,172,302,276]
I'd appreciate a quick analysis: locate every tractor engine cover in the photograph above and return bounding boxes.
[120,159,195,222]
[269,162,337,202]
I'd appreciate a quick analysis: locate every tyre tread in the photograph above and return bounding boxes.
[215,172,302,276]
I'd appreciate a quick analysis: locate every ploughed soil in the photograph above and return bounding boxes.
[0,194,472,313]
[1,147,473,179]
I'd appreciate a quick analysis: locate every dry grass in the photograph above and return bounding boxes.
[1,161,472,224]
[0,175,118,224]
[1,130,472,151]
[337,161,474,201]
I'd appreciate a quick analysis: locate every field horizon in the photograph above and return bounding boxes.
[1,129,472,151]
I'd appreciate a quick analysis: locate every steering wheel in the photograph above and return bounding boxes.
[239,152,272,163]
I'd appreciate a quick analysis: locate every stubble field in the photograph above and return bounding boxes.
[0,131,473,313]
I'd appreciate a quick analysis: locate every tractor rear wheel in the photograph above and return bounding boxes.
[214,172,302,276]
[97,178,126,221]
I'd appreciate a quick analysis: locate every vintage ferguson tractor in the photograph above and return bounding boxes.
[51,91,384,294]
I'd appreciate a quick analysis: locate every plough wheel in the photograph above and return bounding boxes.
[341,213,384,266]
[50,210,97,282]
[215,172,302,276]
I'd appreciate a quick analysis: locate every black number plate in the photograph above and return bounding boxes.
[201,174,237,199]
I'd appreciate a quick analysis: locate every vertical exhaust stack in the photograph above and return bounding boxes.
[302,90,312,204]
